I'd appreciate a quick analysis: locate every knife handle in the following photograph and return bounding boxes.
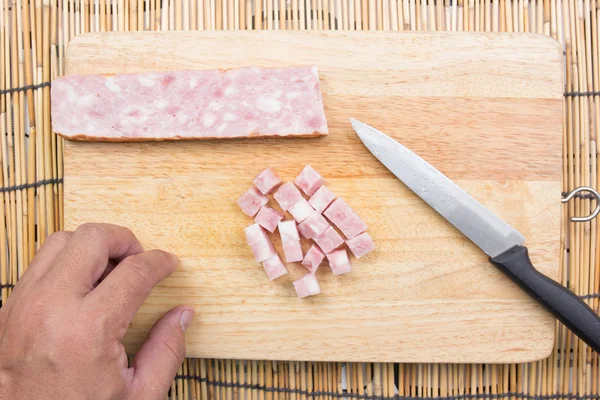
[490,245,600,353]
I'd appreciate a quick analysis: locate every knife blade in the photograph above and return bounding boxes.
[351,118,600,353]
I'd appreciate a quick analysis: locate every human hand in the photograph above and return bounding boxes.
[0,223,194,400]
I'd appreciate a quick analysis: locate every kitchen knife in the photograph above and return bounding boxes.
[351,118,600,353]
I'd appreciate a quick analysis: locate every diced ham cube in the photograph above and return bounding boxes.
[297,213,330,239]
[288,198,315,222]
[293,274,321,298]
[250,239,276,262]
[308,185,336,213]
[313,226,344,254]
[337,213,367,239]
[326,248,352,275]
[273,182,304,211]
[282,240,303,263]
[346,232,375,259]
[278,220,300,242]
[253,168,282,195]
[301,245,325,272]
[295,165,325,196]
[323,198,353,225]
[262,254,288,281]
[237,186,269,217]
[254,206,284,233]
[245,223,276,262]
[244,223,270,245]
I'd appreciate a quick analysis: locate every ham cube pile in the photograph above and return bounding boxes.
[238,165,375,298]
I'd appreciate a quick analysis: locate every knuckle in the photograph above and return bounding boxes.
[76,223,107,243]
[162,335,185,365]
[123,255,153,288]
[46,231,71,245]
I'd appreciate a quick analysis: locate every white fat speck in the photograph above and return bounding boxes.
[209,100,222,109]
[177,114,190,124]
[286,92,300,100]
[138,76,155,87]
[223,112,238,122]
[257,96,281,114]
[224,86,238,96]
[78,94,95,107]
[273,90,283,98]
[267,121,277,129]
[311,66,318,76]
[105,77,121,92]
[189,78,198,88]
[241,101,250,108]
[66,87,77,102]
[218,123,228,133]
[203,113,216,127]
[153,99,168,110]
[228,103,239,110]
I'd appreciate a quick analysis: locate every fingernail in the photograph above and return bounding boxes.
[180,309,194,332]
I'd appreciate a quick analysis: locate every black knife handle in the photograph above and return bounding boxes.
[490,245,600,353]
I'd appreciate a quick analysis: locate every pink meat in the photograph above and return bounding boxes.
[346,232,375,259]
[323,198,353,225]
[288,198,315,223]
[262,254,288,281]
[253,168,282,195]
[278,220,300,241]
[313,226,344,254]
[273,182,304,211]
[245,223,276,262]
[301,245,325,273]
[294,165,325,196]
[282,240,304,263]
[51,66,329,141]
[308,185,336,213]
[326,248,352,275]
[254,206,284,233]
[237,186,269,217]
[337,213,367,239]
[293,274,322,298]
[297,213,330,239]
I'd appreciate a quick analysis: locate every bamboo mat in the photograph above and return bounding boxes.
[0,0,599,396]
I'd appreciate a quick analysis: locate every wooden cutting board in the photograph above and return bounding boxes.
[63,31,563,363]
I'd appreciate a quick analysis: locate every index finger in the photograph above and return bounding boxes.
[87,249,179,335]
[46,223,144,295]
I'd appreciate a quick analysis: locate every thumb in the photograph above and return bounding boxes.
[131,305,194,400]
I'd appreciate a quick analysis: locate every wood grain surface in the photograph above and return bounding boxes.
[62,31,563,363]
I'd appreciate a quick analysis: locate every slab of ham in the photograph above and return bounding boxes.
[293,274,321,298]
[51,66,328,141]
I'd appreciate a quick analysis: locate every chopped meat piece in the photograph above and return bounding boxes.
[282,240,304,263]
[237,186,269,217]
[253,168,282,195]
[337,213,367,239]
[262,254,288,281]
[244,223,270,245]
[294,165,325,196]
[278,220,300,241]
[326,248,352,275]
[301,245,325,273]
[254,206,284,233]
[346,232,375,259]
[288,198,315,223]
[249,239,276,262]
[51,66,329,141]
[245,223,276,262]
[323,198,353,225]
[273,182,304,211]
[297,213,330,239]
[293,274,322,298]
[308,185,336,213]
[313,226,344,254]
